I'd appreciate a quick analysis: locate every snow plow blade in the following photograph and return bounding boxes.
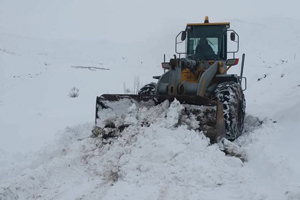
[93,94,225,143]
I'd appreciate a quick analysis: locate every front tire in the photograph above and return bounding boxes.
[213,82,246,141]
[138,82,156,95]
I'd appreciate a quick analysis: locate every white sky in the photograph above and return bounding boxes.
[0,0,299,42]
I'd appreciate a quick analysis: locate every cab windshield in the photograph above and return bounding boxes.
[186,25,227,60]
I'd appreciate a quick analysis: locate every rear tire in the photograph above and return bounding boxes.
[138,82,156,95]
[213,82,246,141]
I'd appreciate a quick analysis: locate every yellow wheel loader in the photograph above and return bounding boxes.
[92,17,246,143]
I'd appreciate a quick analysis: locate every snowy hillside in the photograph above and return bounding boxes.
[1,1,300,199]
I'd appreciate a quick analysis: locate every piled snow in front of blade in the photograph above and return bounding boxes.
[2,98,299,199]
[0,101,247,200]
[2,97,300,200]
[2,117,300,200]
[95,99,217,142]
[165,99,184,127]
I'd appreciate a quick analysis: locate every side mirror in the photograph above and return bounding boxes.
[181,31,186,41]
[225,58,239,66]
[230,32,235,41]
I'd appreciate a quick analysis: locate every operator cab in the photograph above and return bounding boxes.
[176,16,238,62]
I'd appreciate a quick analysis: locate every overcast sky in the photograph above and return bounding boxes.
[0,0,299,42]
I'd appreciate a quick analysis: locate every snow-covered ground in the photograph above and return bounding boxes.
[1,1,300,199]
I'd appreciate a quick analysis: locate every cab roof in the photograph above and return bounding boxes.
[186,22,230,27]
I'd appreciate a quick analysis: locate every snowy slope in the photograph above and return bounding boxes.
[0,32,167,153]
[1,5,300,200]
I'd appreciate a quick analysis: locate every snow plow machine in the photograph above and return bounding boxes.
[92,16,246,144]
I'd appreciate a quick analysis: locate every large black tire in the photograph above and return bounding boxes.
[138,82,156,95]
[213,82,246,141]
